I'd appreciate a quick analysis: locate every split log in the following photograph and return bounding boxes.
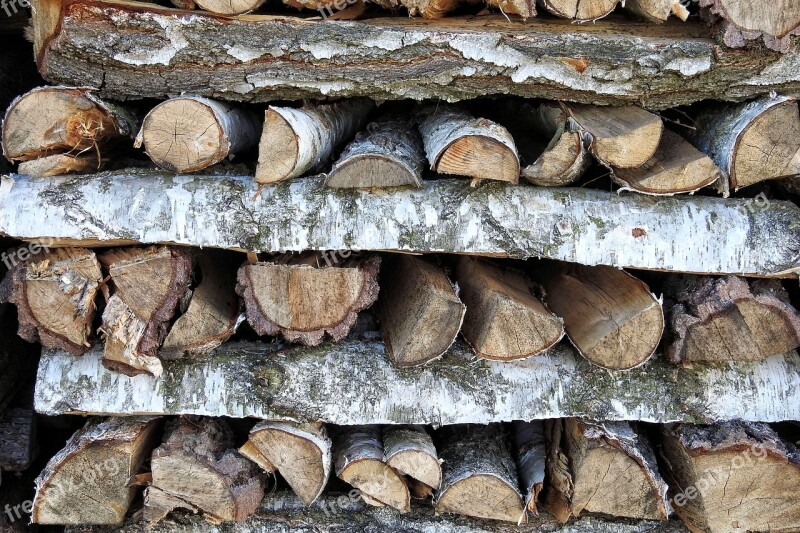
[0,408,36,472]
[240,421,332,506]
[434,424,525,524]
[661,421,800,533]
[374,255,465,367]
[552,419,671,521]
[100,294,165,376]
[611,129,722,195]
[2,86,135,162]
[161,250,241,358]
[454,257,563,361]
[531,263,664,370]
[32,416,161,525]
[0,246,102,356]
[383,425,441,491]
[146,417,266,523]
[689,95,800,193]
[332,426,410,512]
[236,252,380,346]
[699,0,800,52]
[537,0,618,20]
[135,96,260,173]
[401,0,459,18]
[624,0,688,22]
[255,99,374,185]
[514,421,546,516]
[564,104,664,169]
[541,419,572,523]
[487,0,535,18]
[325,116,425,189]
[417,105,519,184]
[194,0,264,14]
[17,153,101,177]
[664,275,800,363]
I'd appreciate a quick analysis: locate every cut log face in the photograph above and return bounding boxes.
[241,421,332,506]
[532,262,664,370]
[17,152,101,177]
[611,129,722,195]
[100,294,164,377]
[454,257,564,361]
[487,0,536,18]
[2,86,135,162]
[135,96,260,173]
[0,408,36,472]
[383,425,441,491]
[521,103,589,187]
[374,255,465,367]
[537,0,618,20]
[325,117,426,189]
[661,421,800,533]
[700,0,800,51]
[332,426,410,512]
[562,419,671,521]
[402,0,459,17]
[624,0,688,22]
[417,105,520,184]
[0,246,102,356]
[514,421,546,516]
[147,417,266,523]
[255,99,375,185]
[236,253,380,346]
[32,416,161,525]
[434,424,524,524]
[194,0,265,14]
[664,275,800,363]
[564,104,663,169]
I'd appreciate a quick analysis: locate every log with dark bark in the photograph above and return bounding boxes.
[434,424,524,524]
[536,0,618,20]
[374,255,465,367]
[531,263,664,370]
[135,96,261,173]
[32,416,161,525]
[454,257,563,361]
[325,116,426,189]
[146,417,266,524]
[332,425,410,512]
[255,99,374,185]
[664,275,800,363]
[660,421,800,533]
[240,421,332,506]
[514,421,546,517]
[383,425,441,492]
[0,246,102,356]
[417,105,519,184]
[689,95,800,194]
[237,252,380,346]
[699,0,800,52]
[623,0,688,23]
[0,408,36,472]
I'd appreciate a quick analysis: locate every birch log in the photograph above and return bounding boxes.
[623,0,688,22]
[689,95,800,193]
[135,96,260,173]
[537,0,618,20]
[325,116,426,189]
[0,247,102,356]
[531,263,664,370]
[514,421,546,516]
[699,0,800,52]
[255,99,374,185]
[435,424,525,524]
[660,421,800,533]
[332,426,410,512]
[417,105,519,184]
[542,419,572,523]
[374,255,465,367]
[0,408,36,472]
[194,0,265,14]
[454,257,563,361]
[32,416,161,525]
[146,417,266,524]
[101,294,165,377]
[663,275,800,363]
[383,426,441,492]
[240,421,331,506]
[237,253,380,346]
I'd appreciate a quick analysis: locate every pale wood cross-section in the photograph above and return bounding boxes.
[537,0,618,21]
[699,0,800,52]
[383,425,441,492]
[624,0,689,23]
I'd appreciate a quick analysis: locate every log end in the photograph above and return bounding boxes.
[255,108,301,185]
[339,459,411,512]
[435,474,525,524]
[437,135,520,184]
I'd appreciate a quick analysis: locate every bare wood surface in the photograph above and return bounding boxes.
[699,0,800,52]
[537,0,618,20]
[383,425,441,491]
[624,0,688,23]
[17,153,101,177]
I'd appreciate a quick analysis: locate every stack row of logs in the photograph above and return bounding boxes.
[5,87,800,197]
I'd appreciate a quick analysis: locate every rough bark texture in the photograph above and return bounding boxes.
[383,425,441,490]
[699,0,800,53]
[514,420,546,516]
[537,0,618,20]
[0,408,36,472]
[31,0,800,108]
[34,340,800,424]
[2,171,799,277]
[663,275,800,363]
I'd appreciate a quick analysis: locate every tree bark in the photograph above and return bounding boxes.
[434,424,525,524]
[699,0,800,52]
[383,425,441,491]
[663,275,800,363]
[513,421,546,517]
[135,96,261,173]
[326,116,425,189]
[17,153,102,177]
[374,255,465,367]
[531,263,664,370]
[623,0,688,23]
[454,257,563,361]
[537,0,618,20]
[255,99,375,185]
[146,417,266,524]
[32,416,161,525]
[417,105,519,184]
[660,421,800,533]
[0,408,36,472]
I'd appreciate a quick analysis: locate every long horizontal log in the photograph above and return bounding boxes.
[34,340,800,424]
[30,0,800,108]
[1,172,798,277]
